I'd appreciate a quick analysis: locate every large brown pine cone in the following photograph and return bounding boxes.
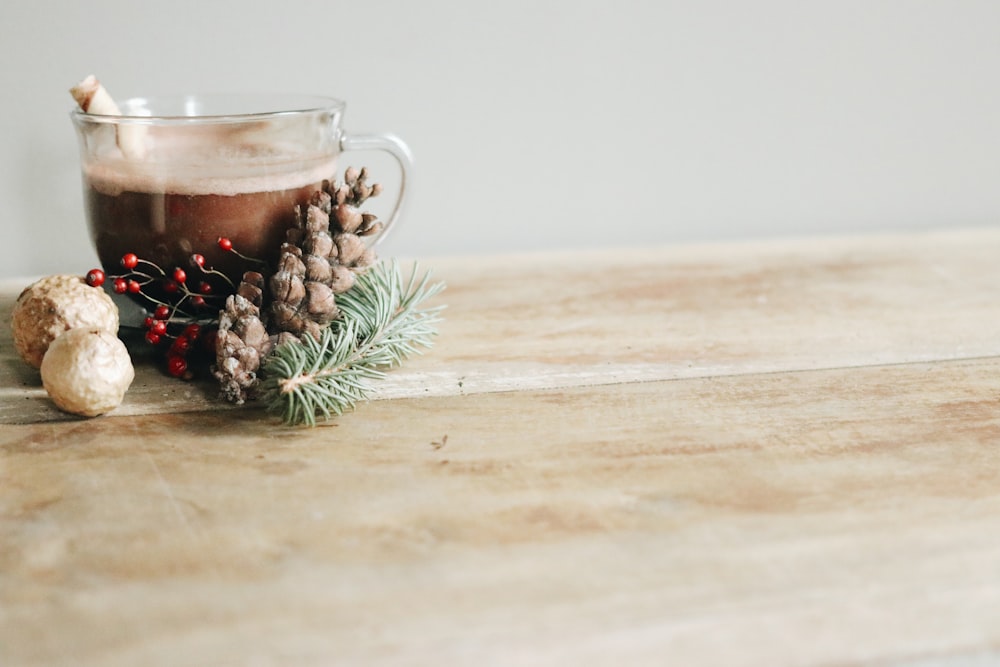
[269,168,383,340]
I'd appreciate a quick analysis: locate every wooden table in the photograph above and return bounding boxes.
[3,228,1000,666]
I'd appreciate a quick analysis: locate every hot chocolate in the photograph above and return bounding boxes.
[83,146,337,290]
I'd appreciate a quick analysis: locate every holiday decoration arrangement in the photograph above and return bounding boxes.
[8,80,443,426]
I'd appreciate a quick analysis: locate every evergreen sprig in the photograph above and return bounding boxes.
[259,259,445,426]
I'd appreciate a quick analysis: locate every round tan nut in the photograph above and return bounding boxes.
[12,274,119,368]
[40,328,134,417]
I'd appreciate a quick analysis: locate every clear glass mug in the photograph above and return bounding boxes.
[70,94,412,295]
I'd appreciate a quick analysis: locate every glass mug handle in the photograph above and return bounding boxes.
[339,132,413,246]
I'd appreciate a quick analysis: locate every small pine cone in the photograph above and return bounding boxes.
[213,273,274,404]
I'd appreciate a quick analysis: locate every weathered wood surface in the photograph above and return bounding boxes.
[3,228,1000,424]
[2,228,1000,666]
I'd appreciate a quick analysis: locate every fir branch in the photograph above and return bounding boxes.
[260,259,445,426]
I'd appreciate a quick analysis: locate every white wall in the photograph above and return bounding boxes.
[2,0,999,279]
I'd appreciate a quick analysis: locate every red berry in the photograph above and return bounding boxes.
[151,320,168,336]
[191,296,206,308]
[121,253,139,270]
[173,267,187,284]
[127,280,141,294]
[166,355,188,379]
[145,331,161,345]
[183,323,202,339]
[171,336,191,355]
[113,278,128,294]
[198,281,213,295]
[190,254,206,268]
[86,268,105,287]
[143,316,155,329]
[164,281,179,294]
[218,237,233,252]
[153,305,170,320]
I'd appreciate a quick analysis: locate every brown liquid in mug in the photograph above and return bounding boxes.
[83,154,337,296]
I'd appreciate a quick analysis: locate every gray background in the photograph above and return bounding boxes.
[2,0,999,279]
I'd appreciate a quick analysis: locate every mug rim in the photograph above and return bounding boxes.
[70,93,346,124]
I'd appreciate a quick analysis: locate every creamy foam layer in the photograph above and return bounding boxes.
[85,154,339,196]
[81,115,341,195]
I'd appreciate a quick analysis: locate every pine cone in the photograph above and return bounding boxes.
[269,168,383,339]
[211,168,385,402]
[213,271,273,404]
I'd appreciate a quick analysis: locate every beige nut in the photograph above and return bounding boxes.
[40,328,134,417]
[12,274,119,368]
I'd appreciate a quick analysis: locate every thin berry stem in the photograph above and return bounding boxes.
[229,248,266,266]
[196,265,236,291]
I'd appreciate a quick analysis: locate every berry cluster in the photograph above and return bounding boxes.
[85,239,239,313]
[85,237,252,379]
[163,322,216,379]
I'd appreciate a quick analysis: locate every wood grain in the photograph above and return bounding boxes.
[3,228,1000,423]
[2,228,1000,666]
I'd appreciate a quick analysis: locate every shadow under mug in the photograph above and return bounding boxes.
[70,93,412,298]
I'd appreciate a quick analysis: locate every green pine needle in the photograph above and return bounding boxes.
[260,259,445,426]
